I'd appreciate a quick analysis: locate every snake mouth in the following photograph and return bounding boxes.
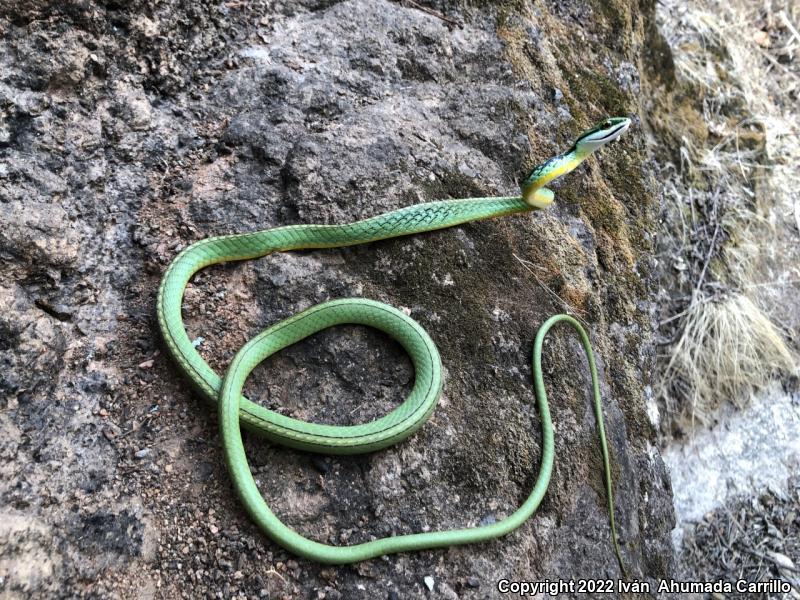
[596,119,631,143]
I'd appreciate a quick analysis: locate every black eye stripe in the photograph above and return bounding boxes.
[577,126,603,142]
[595,123,625,142]
[575,119,627,144]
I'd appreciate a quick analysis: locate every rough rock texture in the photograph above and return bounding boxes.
[1,1,675,598]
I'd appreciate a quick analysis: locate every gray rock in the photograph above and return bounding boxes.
[0,0,675,597]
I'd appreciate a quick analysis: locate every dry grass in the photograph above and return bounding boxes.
[650,1,800,589]
[653,0,799,431]
[661,294,795,424]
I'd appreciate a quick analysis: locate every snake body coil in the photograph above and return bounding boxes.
[157,117,631,566]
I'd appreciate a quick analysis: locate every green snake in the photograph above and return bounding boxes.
[157,117,631,567]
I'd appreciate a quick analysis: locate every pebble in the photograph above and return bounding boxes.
[311,456,330,474]
[423,576,434,591]
[466,576,480,588]
[134,448,151,459]
[479,515,496,526]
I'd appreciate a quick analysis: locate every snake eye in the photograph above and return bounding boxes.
[604,120,612,127]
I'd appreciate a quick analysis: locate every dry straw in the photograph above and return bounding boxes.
[655,0,799,427]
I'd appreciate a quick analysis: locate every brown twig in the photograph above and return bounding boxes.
[511,253,589,327]
[794,199,800,236]
[396,0,463,28]
[754,44,800,83]
[742,547,800,574]
[691,187,722,302]
[778,10,800,46]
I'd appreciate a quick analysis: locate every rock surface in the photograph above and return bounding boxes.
[1,1,674,597]
[665,385,800,547]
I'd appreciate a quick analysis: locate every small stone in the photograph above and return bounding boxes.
[311,456,330,474]
[387,591,400,600]
[134,448,151,459]
[752,29,770,48]
[466,576,480,588]
[423,576,434,591]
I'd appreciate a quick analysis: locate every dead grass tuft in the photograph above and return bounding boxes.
[661,294,795,425]
[652,0,800,431]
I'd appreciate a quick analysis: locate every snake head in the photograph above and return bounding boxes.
[520,116,631,207]
[574,117,631,155]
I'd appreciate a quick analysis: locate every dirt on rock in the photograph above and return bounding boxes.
[1,1,675,598]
